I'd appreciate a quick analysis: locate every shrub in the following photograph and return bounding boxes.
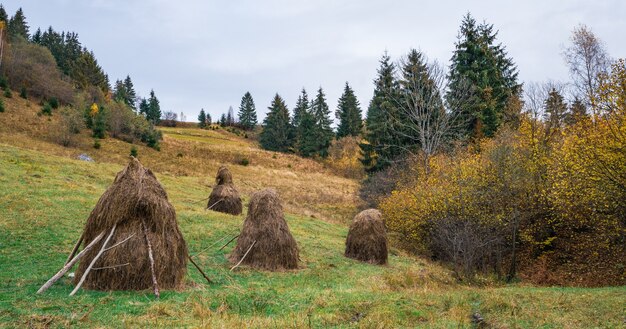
[0,76,8,90]
[4,89,12,98]
[239,157,250,166]
[41,103,52,115]
[19,87,27,99]
[53,107,85,147]
[324,136,365,179]
[93,139,101,149]
[48,97,59,109]
[0,99,4,113]
[130,146,138,157]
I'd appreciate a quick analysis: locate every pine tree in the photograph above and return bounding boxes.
[297,110,317,157]
[198,109,207,128]
[0,5,7,25]
[566,97,588,125]
[139,98,149,118]
[113,79,128,104]
[146,90,161,124]
[219,113,227,127]
[544,88,568,133]
[8,8,29,41]
[72,50,109,92]
[260,94,293,152]
[359,53,401,172]
[292,88,309,128]
[447,13,520,139]
[310,87,334,157]
[336,82,363,138]
[206,112,212,125]
[31,27,42,43]
[238,92,258,130]
[123,75,137,110]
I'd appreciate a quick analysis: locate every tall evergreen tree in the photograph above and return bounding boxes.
[359,53,401,172]
[139,98,149,118]
[292,88,309,128]
[544,88,568,133]
[206,112,212,125]
[226,106,235,126]
[113,79,128,105]
[238,92,258,130]
[219,113,227,127]
[447,13,520,139]
[31,27,42,43]
[0,5,7,25]
[566,97,588,125]
[198,109,207,128]
[310,87,334,157]
[8,8,29,40]
[336,82,363,138]
[146,90,161,124]
[72,50,109,92]
[260,94,293,152]
[123,75,137,110]
[297,111,318,157]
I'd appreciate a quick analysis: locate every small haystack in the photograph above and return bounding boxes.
[228,189,299,271]
[38,158,188,296]
[207,166,242,215]
[344,209,388,265]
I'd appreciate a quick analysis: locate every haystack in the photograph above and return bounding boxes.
[228,189,299,270]
[207,166,242,215]
[72,158,188,292]
[344,209,388,265]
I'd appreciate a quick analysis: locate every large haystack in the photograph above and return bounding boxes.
[344,209,388,265]
[207,166,242,215]
[228,189,299,270]
[73,158,188,291]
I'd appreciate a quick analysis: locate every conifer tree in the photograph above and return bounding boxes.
[198,109,207,128]
[310,87,334,157]
[226,106,235,126]
[0,5,7,25]
[447,13,520,139]
[31,27,42,43]
[292,88,309,128]
[297,110,317,157]
[123,75,137,110]
[219,113,227,127]
[336,82,363,138]
[544,88,568,133]
[206,112,212,125]
[360,53,401,172]
[238,92,257,130]
[139,98,149,118]
[8,8,29,41]
[260,94,293,152]
[113,79,128,104]
[146,90,161,124]
[566,97,588,125]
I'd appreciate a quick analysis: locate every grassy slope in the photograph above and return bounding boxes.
[0,96,624,328]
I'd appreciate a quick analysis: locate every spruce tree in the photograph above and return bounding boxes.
[359,53,401,172]
[310,87,334,157]
[123,75,137,110]
[8,8,29,41]
[198,109,207,128]
[544,88,568,132]
[292,88,309,128]
[0,5,7,25]
[238,92,257,130]
[147,90,161,124]
[566,97,588,125]
[260,94,293,152]
[226,106,235,126]
[113,79,128,104]
[447,13,520,139]
[219,113,227,127]
[31,27,42,43]
[297,111,317,157]
[206,112,212,125]
[139,98,149,118]
[336,82,363,138]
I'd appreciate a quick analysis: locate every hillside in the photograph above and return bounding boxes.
[0,96,624,328]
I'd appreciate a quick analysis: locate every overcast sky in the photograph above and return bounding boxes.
[6,0,626,122]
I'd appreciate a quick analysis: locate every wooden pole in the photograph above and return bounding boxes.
[187,256,212,284]
[219,235,239,251]
[141,218,160,299]
[70,224,117,296]
[37,231,105,294]
[230,240,256,271]
[65,232,84,265]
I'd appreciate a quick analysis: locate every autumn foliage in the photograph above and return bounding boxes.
[380,59,626,286]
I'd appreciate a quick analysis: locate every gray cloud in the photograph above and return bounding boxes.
[7,0,625,122]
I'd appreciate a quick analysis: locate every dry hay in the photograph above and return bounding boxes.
[73,158,188,291]
[344,209,388,265]
[229,189,299,270]
[207,166,242,215]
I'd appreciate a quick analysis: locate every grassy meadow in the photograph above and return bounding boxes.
[0,97,624,328]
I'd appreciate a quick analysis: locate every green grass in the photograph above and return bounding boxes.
[0,144,624,328]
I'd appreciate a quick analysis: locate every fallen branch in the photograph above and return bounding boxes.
[103,233,135,252]
[141,218,160,299]
[230,240,256,272]
[206,199,223,210]
[70,224,117,296]
[92,263,129,270]
[37,231,105,294]
[219,235,239,251]
[65,232,84,265]
[187,255,212,284]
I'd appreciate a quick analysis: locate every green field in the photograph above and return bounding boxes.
[0,144,624,328]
